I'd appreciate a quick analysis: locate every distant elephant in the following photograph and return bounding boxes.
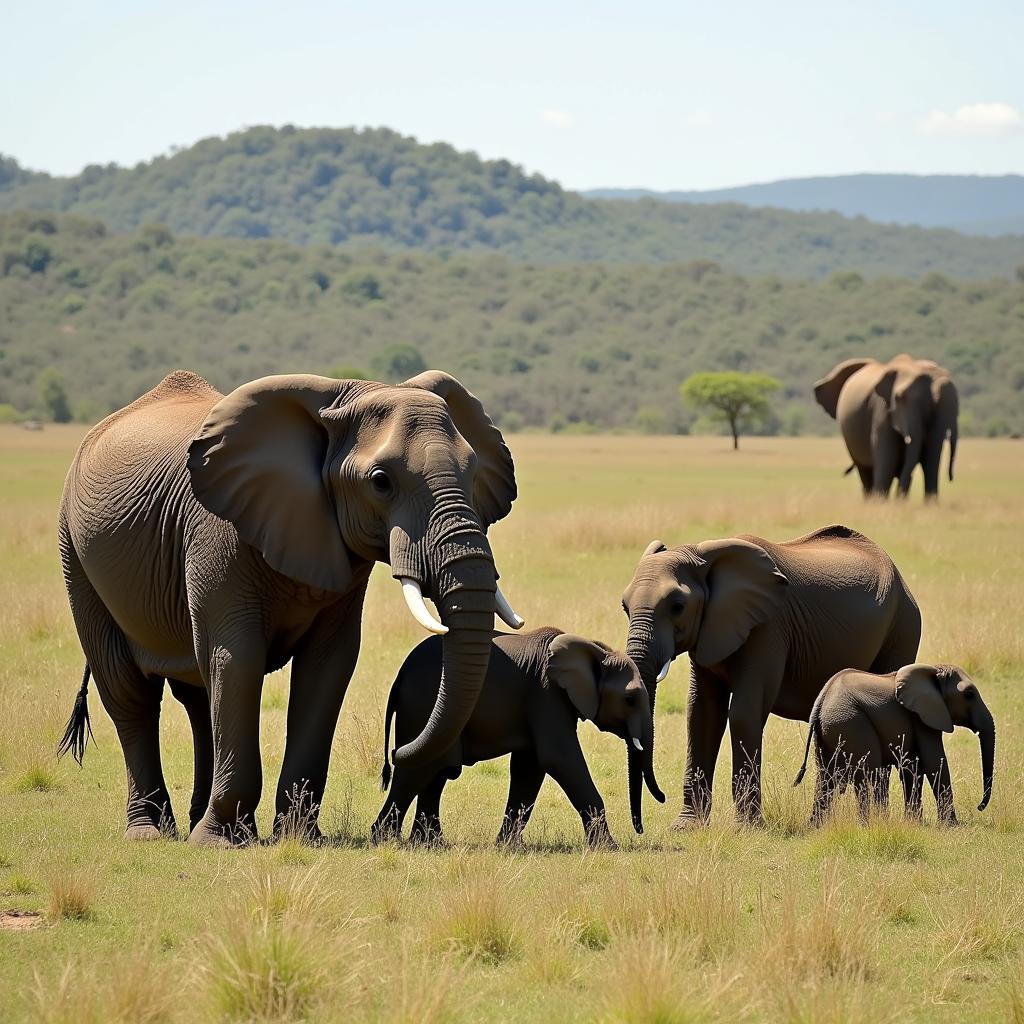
[371,628,664,849]
[813,354,958,499]
[621,525,921,827]
[794,664,994,825]
[58,369,522,846]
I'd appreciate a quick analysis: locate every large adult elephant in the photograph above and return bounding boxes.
[621,525,921,827]
[813,353,958,499]
[58,370,522,846]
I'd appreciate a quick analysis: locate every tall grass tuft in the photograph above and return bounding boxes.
[600,933,721,1023]
[432,869,522,964]
[47,867,95,921]
[203,868,359,1022]
[809,818,927,864]
[33,953,175,1024]
[14,763,57,793]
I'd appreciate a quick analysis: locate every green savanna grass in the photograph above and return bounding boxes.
[1,425,1023,1022]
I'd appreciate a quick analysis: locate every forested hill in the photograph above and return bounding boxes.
[4,127,1024,278]
[2,211,1021,436]
[587,174,1024,237]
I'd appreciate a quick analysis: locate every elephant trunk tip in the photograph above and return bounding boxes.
[632,816,644,836]
[978,790,991,812]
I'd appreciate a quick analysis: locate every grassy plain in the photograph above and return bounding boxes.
[1,427,1022,1023]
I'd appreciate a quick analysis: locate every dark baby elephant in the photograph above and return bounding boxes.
[621,524,921,828]
[372,628,665,849]
[794,663,995,825]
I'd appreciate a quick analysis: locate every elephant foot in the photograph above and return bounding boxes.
[408,828,447,849]
[669,812,708,832]
[586,835,619,852]
[124,823,166,842]
[188,813,256,849]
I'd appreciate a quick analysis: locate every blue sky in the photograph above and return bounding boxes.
[3,1,1022,190]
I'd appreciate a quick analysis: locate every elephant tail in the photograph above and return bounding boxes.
[57,663,94,766]
[794,677,832,786]
[380,685,398,791]
[948,422,957,482]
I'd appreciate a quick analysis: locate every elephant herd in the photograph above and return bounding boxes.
[56,352,986,850]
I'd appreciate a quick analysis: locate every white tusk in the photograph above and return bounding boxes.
[656,660,673,683]
[495,585,525,630]
[632,736,644,752]
[400,578,448,635]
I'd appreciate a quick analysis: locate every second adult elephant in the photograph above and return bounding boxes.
[621,525,921,827]
[59,369,522,846]
[813,354,958,499]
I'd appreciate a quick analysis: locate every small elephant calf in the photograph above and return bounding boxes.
[372,627,664,848]
[794,663,995,825]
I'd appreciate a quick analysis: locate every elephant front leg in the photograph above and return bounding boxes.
[275,592,365,843]
[191,634,267,847]
[917,732,957,825]
[675,669,729,830]
[497,749,545,847]
[543,739,615,850]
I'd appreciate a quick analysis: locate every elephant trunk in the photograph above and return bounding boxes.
[626,713,664,835]
[390,503,498,770]
[976,704,995,812]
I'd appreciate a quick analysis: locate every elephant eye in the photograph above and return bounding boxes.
[369,469,393,497]
[625,692,638,707]
[670,600,686,617]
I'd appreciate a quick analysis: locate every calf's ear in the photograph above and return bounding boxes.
[895,664,954,733]
[545,634,605,721]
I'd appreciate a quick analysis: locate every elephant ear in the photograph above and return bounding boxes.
[813,358,873,419]
[642,539,667,557]
[875,368,918,442]
[692,539,788,667]
[188,374,364,593]
[545,633,606,721]
[896,664,954,733]
[401,371,516,530]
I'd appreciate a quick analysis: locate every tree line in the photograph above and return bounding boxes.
[1,211,1022,436]
[4,126,1024,279]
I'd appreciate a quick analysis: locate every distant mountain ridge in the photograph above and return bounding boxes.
[3,128,1024,277]
[584,174,1024,237]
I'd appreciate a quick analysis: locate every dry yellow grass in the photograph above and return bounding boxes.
[1,426,1023,1022]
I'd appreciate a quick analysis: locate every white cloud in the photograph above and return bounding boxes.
[686,110,714,128]
[918,102,1023,137]
[540,109,573,129]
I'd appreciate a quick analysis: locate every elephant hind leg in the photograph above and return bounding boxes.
[855,463,873,496]
[410,772,448,846]
[62,535,176,839]
[371,768,420,844]
[168,680,213,835]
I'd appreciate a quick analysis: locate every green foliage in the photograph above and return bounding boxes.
[372,344,426,382]
[1,212,1022,435]
[325,366,368,380]
[681,371,781,448]
[4,126,1024,277]
[36,368,72,423]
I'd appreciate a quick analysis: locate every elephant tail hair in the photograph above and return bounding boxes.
[380,687,397,791]
[57,663,94,766]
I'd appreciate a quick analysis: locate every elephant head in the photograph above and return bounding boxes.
[622,537,789,714]
[895,664,995,811]
[874,356,959,495]
[545,634,665,833]
[187,371,521,769]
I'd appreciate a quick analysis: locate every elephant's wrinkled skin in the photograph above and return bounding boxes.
[795,664,995,825]
[622,525,921,827]
[372,628,664,849]
[814,353,959,499]
[59,370,518,846]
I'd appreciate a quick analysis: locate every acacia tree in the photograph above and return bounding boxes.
[681,371,780,449]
